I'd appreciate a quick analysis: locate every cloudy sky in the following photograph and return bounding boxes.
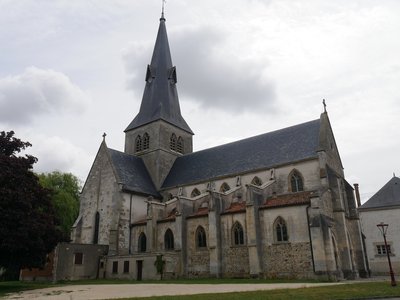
[1,0,399,203]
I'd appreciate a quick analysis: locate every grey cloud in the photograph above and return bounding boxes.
[0,67,89,125]
[123,26,275,113]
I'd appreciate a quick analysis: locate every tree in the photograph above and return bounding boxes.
[0,131,62,279]
[38,171,80,240]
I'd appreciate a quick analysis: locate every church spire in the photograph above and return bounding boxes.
[125,15,193,135]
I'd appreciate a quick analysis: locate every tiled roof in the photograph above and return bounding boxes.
[162,119,321,188]
[360,176,400,210]
[108,148,160,198]
[221,201,246,215]
[187,207,209,219]
[131,218,147,227]
[261,191,312,209]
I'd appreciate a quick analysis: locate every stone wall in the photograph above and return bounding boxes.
[186,216,210,277]
[264,242,313,278]
[53,243,108,281]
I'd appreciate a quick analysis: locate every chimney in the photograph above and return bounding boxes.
[354,183,361,207]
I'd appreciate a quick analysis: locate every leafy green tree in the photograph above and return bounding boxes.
[0,131,62,279]
[38,171,80,240]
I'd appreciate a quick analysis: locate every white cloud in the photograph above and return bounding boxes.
[30,134,92,183]
[0,67,89,125]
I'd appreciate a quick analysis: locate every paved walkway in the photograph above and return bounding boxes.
[3,282,346,300]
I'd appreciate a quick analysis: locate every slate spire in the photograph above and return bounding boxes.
[125,15,193,134]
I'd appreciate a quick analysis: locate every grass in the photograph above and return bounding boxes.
[115,282,400,300]
[1,279,399,300]
[0,281,54,297]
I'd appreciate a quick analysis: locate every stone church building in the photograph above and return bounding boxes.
[54,14,368,281]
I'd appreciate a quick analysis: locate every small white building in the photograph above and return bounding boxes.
[359,176,400,275]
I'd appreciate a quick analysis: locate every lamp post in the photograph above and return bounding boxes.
[377,222,397,286]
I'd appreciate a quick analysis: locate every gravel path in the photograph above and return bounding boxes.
[3,282,345,300]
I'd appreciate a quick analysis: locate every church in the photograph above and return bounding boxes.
[53,13,368,281]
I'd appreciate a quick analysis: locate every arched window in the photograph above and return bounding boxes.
[251,176,262,186]
[170,133,177,151]
[290,171,304,192]
[177,136,184,153]
[138,232,147,252]
[275,217,288,242]
[143,133,150,150]
[232,222,245,245]
[191,188,201,198]
[135,135,142,152]
[164,229,174,250]
[196,226,207,248]
[93,211,100,244]
[220,182,231,193]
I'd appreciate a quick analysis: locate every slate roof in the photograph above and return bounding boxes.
[359,176,400,210]
[108,148,160,198]
[124,16,193,134]
[162,119,321,188]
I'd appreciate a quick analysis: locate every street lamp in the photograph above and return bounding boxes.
[377,222,397,286]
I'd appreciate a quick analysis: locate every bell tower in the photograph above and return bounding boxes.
[124,14,193,189]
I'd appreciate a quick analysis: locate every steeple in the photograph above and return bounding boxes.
[125,15,193,135]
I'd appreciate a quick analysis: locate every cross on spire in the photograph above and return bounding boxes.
[322,99,327,113]
[102,132,107,141]
[161,0,166,19]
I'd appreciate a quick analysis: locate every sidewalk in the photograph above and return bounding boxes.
[3,282,345,300]
[2,277,396,300]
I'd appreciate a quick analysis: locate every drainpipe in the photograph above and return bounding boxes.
[306,205,316,273]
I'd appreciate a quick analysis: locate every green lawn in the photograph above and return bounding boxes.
[116,282,399,300]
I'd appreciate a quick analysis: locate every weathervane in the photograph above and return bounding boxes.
[322,99,327,113]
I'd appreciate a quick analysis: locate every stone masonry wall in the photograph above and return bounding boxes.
[263,242,313,278]
[186,217,210,277]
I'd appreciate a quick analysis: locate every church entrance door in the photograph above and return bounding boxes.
[136,260,143,281]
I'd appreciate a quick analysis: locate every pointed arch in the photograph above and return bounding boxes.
[135,135,142,152]
[164,228,174,250]
[138,232,147,252]
[177,136,184,153]
[232,222,245,245]
[191,188,201,198]
[196,226,207,248]
[143,132,150,150]
[274,216,288,242]
[251,176,262,186]
[289,170,304,192]
[170,133,177,151]
[220,182,231,193]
